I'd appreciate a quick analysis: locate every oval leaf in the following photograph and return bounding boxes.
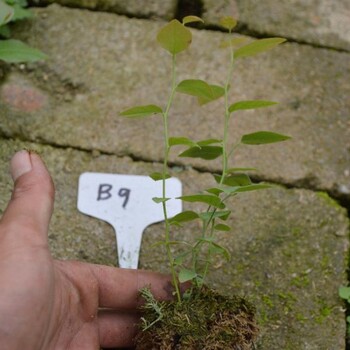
[176,79,213,99]
[157,19,192,55]
[197,138,222,146]
[214,224,231,231]
[227,167,257,173]
[198,84,225,105]
[0,25,11,38]
[199,210,231,221]
[182,15,203,25]
[149,172,171,181]
[11,4,32,21]
[241,131,291,145]
[222,184,272,194]
[178,269,197,283]
[174,251,191,266]
[0,39,47,63]
[177,80,224,105]
[169,211,199,224]
[152,197,170,203]
[220,37,248,48]
[205,187,223,196]
[169,136,198,148]
[214,173,252,186]
[219,16,237,31]
[235,38,286,59]
[120,104,163,118]
[0,1,14,26]
[178,194,225,209]
[229,100,278,113]
[339,287,350,300]
[209,242,231,261]
[179,145,222,160]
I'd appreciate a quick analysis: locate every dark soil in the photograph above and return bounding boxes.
[135,286,258,350]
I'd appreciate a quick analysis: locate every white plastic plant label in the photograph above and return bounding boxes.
[77,173,182,269]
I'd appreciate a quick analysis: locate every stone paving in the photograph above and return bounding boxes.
[202,0,350,51]
[0,2,349,349]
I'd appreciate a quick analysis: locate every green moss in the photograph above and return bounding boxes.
[316,192,343,211]
[291,275,310,288]
[136,286,259,349]
[262,295,274,308]
[313,298,333,324]
[295,312,307,323]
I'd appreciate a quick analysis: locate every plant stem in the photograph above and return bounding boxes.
[162,54,181,303]
[220,36,235,185]
[201,36,235,284]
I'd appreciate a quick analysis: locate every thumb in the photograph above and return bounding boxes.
[0,151,55,245]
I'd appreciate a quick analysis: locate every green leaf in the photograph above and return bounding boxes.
[182,15,203,25]
[169,136,198,148]
[222,184,272,194]
[214,173,252,186]
[157,19,192,55]
[0,0,14,26]
[339,287,350,300]
[179,145,222,160]
[197,138,222,146]
[174,251,191,266]
[11,4,32,21]
[220,37,248,48]
[149,172,171,181]
[120,104,163,118]
[199,210,231,221]
[179,269,197,283]
[205,187,223,196]
[209,242,231,261]
[197,237,215,244]
[169,211,199,224]
[229,100,278,113]
[176,80,224,105]
[214,223,231,231]
[219,16,237,31]
[176,79,214,100]
[178,194,225,209]
[152,197,170,203]
[227,167,257,173]
[241,131,291,145]
[0,39,47,63]
[0,24,10,38]
[235,38,286,59]
[198,84,225,105]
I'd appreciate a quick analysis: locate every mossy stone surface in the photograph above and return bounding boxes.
[1,5,349,200]
[202,0,350,51]
[0,138,348,349]
[29,0,177,19]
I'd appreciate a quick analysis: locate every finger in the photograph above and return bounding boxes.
[98,309,139,348]
[90,264,174,309]
[0,151,54,244]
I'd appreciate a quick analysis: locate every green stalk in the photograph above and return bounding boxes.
[201,34,235,284]
[201,219,216,282]
[220,34,235,185]
[162,54,181,303]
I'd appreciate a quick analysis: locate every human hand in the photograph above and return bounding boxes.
[0,151,173,349]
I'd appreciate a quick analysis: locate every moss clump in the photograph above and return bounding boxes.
[135,286,258,350]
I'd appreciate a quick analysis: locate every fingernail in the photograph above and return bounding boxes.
[10,150,32,181]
